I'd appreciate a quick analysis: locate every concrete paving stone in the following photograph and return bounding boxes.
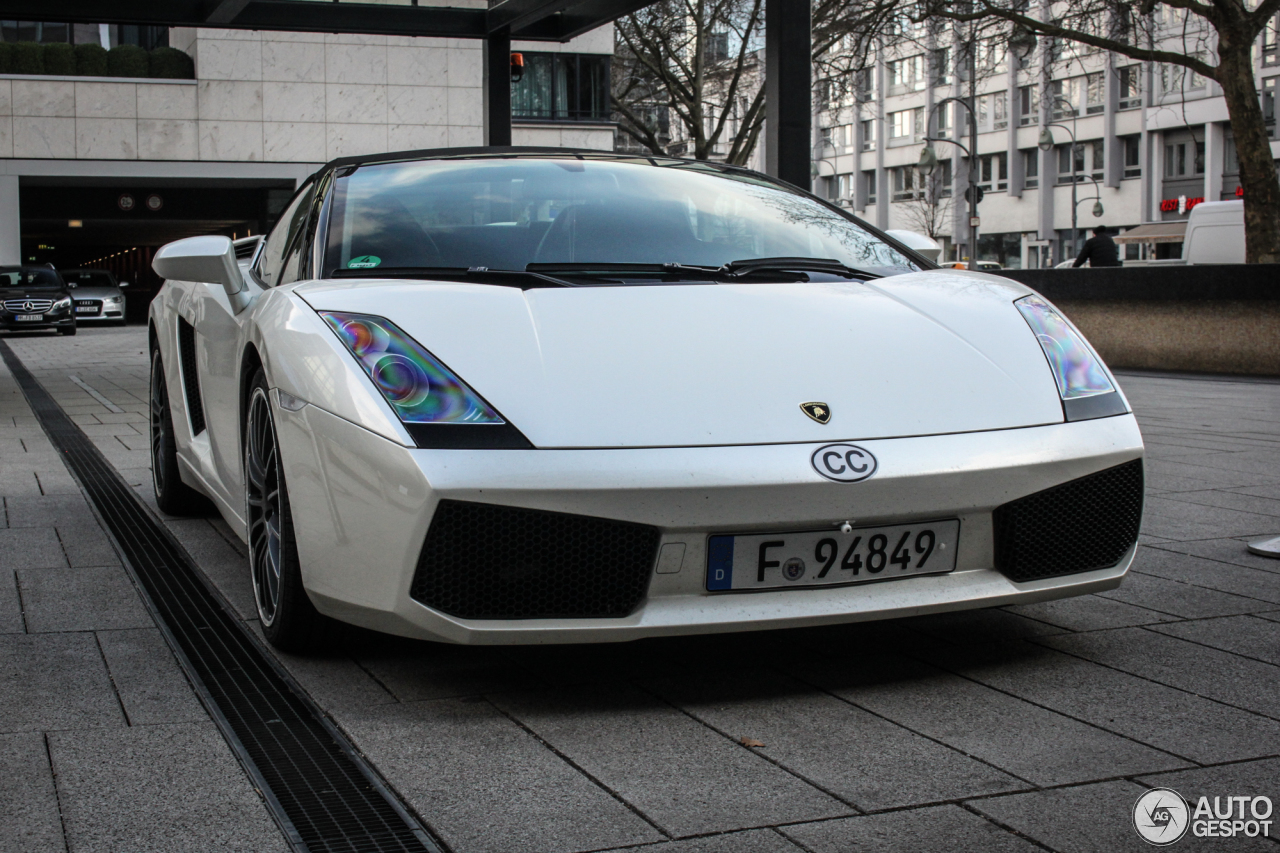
[919,638,1280,765]
[1144,496,1280,539]
[901,607,1067,643]
[343,698,664,853]
[1233,482,1280,501]
[1146,615,1280,666]
[794,652,1189,786]
[94,412,146,424]
[0,632,123,732]
[48,722,289,853]
[1148,538,1280,575]
[96,628,207,725]
[1141,512,1240,541]
[1137,757,1280,807]
[1042,628,1280,720]
[0,470,42,495]
[18,566,151,633]
[1143,459,1278,494]
[1164,488,1280,519]
[781,804,1042,853]
[67,413,99,426]
[249,621,398,713]
[1132,549,1280,604]
[3,493,93,527]
[116,466,150,488]
[0,570,22,633]
[1004,593,1179,632]
[79,422,143,437]
[355,639,546,702]
[34,468,82,496]
[970,779,1275,853]
[612,828,802,853]
[1097,570,1264,619]
[494,683,852,836]
[0,527,68,571]
[114,433,146,452]
[161,518,257,621]
[1177,449,1280,476]
[648,670,1026,811]
[0,732,66,853]
[1257,610,1280,623]
[55,524,120,568]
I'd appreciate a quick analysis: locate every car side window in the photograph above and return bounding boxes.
[255,183,314,287]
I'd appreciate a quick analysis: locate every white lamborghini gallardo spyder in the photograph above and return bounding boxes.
[148,148,1144,651]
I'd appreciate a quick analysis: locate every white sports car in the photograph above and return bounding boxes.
[148,148,1144,652]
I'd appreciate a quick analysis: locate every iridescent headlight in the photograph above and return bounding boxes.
[1015,295,1113,399]
[318,311,503,424]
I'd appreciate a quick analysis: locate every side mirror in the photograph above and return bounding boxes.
[153,235,250,312]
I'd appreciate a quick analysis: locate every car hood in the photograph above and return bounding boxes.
[70,286,121,299]
[294,271,1067,449]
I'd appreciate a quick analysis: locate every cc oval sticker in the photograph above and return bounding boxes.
[811,443,878,483]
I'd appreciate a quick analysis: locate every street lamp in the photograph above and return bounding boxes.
[920,96,981,263]
[1039,98,1085,262]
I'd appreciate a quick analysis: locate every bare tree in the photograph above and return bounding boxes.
[612,0,766,163]
[916,0,1280,263]
[897,170,954,241]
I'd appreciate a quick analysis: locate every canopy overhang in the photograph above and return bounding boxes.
[1113,222,1188,244]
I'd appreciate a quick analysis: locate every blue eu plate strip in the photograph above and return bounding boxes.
[706,535,735,590]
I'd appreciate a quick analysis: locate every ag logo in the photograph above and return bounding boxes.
[800,402,831,424]
[811,443,877,483]
[1133,787,1189,846]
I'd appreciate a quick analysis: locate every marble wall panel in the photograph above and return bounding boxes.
[76,118,138,159]
[195,38,263,81]
[326,44,388,86]
[264,122,327,162]
[387,36,449,50]
[262,41,325,83]
[137,119,198,160]
[326,84,386,124]
[326,123,387,159]
[0,81,12,117]
[512,126,563,147]
[387,87,447,126]
[447,87,482,127]
[199,121,263,161]
[387,46,449,87]
[446,47,482,87]
[74,83,137,119]
[13,117,75,158]
[12,81,74,117]
[388,123,448,151]
[263,82,326,123]
[447,125,482,147]
[197,81,263,122]
[559,127,614,150]
[137,84,198,120]
[324,33,389,47]
[0,117,13,157]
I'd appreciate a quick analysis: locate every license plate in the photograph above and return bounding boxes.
[76,306,98,314]
[707,519,960,591]
[15,314,43,321]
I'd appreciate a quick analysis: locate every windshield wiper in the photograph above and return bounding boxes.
[720,257,880,279]
[328,266,573,289]
[524,262,722,280]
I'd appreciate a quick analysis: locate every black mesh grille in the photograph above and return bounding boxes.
[994,459,1144,582]
[178,317,206,435]
[411,500,661,619]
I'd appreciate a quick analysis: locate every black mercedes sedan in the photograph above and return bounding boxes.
[0,266,76,335]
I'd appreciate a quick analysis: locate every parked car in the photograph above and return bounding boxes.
[0,266,76,335]
[148,147,1143,651]
[1183,200,1245,264]
[61,269,128,325]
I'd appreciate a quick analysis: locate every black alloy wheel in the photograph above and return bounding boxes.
[245,369,327,651]
[150,349,209,515]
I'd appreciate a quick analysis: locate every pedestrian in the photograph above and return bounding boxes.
[1072,225,1123,267]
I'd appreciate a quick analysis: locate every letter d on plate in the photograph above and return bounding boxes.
[811,443,878,483]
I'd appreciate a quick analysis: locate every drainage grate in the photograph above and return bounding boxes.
[0,341,442,853]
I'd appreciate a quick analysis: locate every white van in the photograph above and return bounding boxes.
[1183,199,1245,264]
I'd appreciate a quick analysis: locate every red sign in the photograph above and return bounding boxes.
[1159,196,1204,213]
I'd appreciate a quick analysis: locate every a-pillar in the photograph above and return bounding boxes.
[0,176,18,266]
[484,29,512,147]
[765,0,811,189]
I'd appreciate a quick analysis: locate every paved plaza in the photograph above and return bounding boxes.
[2,325,1279,853]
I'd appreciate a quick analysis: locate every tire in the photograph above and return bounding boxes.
[149,349,211,516]
[58,325,76,336]
[245,369,329,652]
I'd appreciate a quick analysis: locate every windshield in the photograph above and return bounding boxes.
[0,267,64,289]
[324,157,920,277]
[62,271,116,287]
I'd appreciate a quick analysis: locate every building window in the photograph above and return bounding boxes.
[888,54,926,92]
[1265,77,1278,139]
[1266,15,1280,66]
[1090,140,1105,180]
[856,68,875,102]
[1057,143,1086,183]
[1164,140,1205,176]
[1160,62,1206,96]
[888,107,924,140]
[932,47,951,86]
[861,119,876,150]
[978,152,1008,192]
[512,53,611,122]
[1023,149,1039,188]
[976,232,1022,268]
[1118,66,1143,109]
[863,170,877,204]
[1123,135,1141,178]
[892,166,925,201]
[821,126,836,150]
[0,21,169,48]
[835,173,854,202]
[1019,85,1039,126]
[1085,73,1105,114]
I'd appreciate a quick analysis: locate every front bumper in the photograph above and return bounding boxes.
[0,313,75,331]
[274,401,1144,645]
